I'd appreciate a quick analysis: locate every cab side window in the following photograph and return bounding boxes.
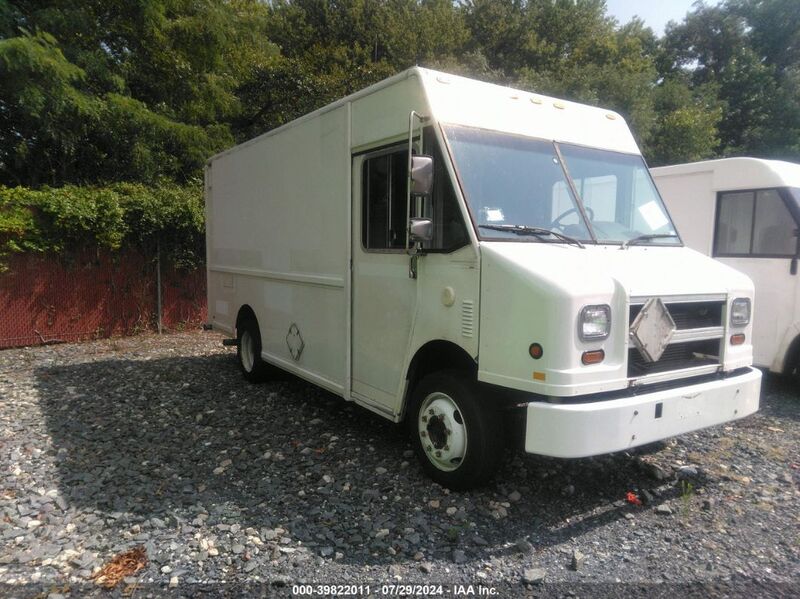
[715,189,797,257]
[361,131,468,252]
[362,150,407,250]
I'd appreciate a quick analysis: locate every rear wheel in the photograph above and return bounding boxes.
[408,370,503,491]
[237,319,272,382]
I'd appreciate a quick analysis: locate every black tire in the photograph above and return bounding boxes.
[237,319,272,383]
[408,370,503,491]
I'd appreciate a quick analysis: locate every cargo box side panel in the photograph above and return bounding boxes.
[207,105,349,393]
[652,169,715,255]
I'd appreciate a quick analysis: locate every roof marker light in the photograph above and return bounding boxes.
[606,113,617,120]
[530,97,543,105]
[553,101,565,109]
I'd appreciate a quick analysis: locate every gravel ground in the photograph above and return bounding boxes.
[0,331,798,598]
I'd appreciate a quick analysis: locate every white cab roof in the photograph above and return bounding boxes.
[417,68,640,155]
[652,157,800,191]
[210,67,642,162]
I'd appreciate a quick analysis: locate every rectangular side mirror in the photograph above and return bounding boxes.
[411,155,434,196]
[409,217,433,243]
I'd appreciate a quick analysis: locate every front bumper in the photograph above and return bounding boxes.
[524,367,761,458]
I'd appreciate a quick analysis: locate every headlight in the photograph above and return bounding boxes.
[579,304,611,340]
[730,298,751,326]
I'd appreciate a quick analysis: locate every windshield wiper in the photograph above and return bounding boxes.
[479,224,585,248]
[620,233,679,249]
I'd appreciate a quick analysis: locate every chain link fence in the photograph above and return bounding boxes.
[0,249,206,349]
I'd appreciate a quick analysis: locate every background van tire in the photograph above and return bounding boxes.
[408,370,503,491]
[237,319,273,383]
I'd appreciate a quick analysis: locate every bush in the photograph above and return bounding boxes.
[0,183,205,269]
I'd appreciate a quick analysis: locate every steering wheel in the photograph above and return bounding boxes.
[551,206,594,231]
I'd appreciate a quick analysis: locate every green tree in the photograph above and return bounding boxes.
[0,0,271,185]
[647,77,722,166]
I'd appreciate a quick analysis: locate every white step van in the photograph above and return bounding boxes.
[206,68,761,490]
[652,158,800,376]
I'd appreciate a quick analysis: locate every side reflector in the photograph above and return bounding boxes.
[582,350,605,365]
[730,334,745,346]
[529,343,543,359]
[533,371,546,381]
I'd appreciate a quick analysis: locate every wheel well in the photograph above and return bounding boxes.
[783,334,800,375]
[401,340,477,421]
[235,305,258,335]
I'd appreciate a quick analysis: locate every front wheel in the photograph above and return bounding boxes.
[408,370,503,491]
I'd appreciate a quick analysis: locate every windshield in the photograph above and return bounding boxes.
[443,124,679,245]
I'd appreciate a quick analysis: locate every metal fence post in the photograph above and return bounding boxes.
[156,238,163,335]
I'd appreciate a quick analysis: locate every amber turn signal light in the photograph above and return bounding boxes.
[730,334,745,346]
[529,343,543,359]
[581,349,605,365]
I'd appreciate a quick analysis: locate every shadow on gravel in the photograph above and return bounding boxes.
[35,353,695,565]
[758,372,800,423]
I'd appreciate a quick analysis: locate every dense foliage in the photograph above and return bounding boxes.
[0,0,798,261]
[0,183,204,268]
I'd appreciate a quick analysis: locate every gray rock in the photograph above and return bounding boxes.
[655,505,673,516]
[472,535,488,546]
[515,539,534,554]
[643,462,670,481]
[508,491,522,502]
[570,549,585,571]
[522,568,546,584]
[453,549,467,564]
[243,560,259,573]
[420,562,433,573]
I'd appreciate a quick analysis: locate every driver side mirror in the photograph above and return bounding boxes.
[409,217,433,243]
[411,155,434,196]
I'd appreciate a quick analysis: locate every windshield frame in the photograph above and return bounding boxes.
[439,122,684,247]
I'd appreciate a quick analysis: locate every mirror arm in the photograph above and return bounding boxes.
[406,111,426,253]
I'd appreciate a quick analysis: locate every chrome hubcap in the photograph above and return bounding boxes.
[417,392,467,472]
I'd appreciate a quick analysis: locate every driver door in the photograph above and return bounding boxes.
[350,147,417,413]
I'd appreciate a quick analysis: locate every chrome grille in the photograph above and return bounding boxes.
[628,297,724,380]
[629,301,724,330]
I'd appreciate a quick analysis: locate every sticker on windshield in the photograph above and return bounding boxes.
[480,207,505,223]
[637,201,669,230]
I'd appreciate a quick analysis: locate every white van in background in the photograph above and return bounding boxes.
[652,158,800,376]
[206,68,761,490]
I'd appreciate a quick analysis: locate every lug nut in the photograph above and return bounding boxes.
[426,445,432,452]
[444,445,449,451]
[420,430,427,437]
[428,409,435,416]
[421,416,427,423]
[435,451,442,457]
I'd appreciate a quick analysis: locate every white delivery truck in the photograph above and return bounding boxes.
[206,68,761,490]
[652,158,800,376]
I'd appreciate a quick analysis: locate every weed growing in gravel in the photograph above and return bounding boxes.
[680,481,695,517]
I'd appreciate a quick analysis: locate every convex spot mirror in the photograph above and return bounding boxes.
[409,217,433,243]
[411,155,434,196]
